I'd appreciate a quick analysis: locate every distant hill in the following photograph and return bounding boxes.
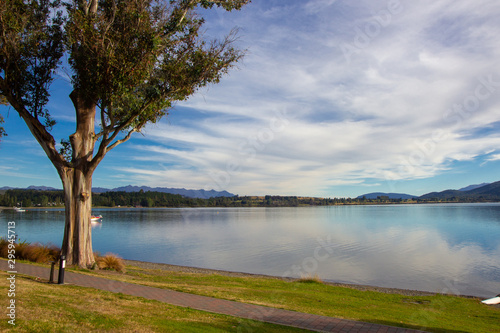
[27,185,60,191]
[100,185,235,199]
[0,185,234,199]
[0,186,17,191]
[4,180,499,201]
[458,183,490,191]
[0,185,60,191]
[419,180,500,200]
[357,181,500,201]
[357,192,416,200]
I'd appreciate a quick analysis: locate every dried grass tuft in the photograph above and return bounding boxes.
[24,243,60,263]
[0,238,59,263]
[298,273,324,284]
[95,253,126,272]
[0,238,9,258]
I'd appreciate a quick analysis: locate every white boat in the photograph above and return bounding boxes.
[481,295,500,305]
[14,207,26,212]
[91,215,102,222]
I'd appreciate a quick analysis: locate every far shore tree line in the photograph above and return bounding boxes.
[1,189,498,209]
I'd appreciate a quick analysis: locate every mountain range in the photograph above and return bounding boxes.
[356,192,416,200]
[358,181,500,200]
[418,181,500,200]
[0,185,234,199]
[2,181,500,201]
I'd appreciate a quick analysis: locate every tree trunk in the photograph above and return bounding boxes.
[60,168,95,268]
[58,90,98,268]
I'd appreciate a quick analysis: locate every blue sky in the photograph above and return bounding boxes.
[2,0,500,198]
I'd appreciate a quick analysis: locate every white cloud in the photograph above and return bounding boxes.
[486,154,500,162]
[22,0,500,195]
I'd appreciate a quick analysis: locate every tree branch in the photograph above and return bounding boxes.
[0,78,69,169]
[107,128,137,151]
[89,0,99,14]
[90,96,155,170]
[178,0,197,25]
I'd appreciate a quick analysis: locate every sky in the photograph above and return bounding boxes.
[1,0,500,198]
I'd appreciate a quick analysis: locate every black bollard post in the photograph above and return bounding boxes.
[49,261,55,283]
[58,255,66,284]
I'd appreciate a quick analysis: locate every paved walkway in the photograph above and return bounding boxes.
[1,260,427,333]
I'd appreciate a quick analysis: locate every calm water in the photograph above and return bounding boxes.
[1,204,499,297]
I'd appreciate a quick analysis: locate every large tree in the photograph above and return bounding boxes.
[0,0,249,267]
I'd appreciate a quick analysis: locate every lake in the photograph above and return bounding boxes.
[1,204,499,298]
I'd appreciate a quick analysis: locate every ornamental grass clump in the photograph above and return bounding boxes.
[0,238,31,258]
[95,253,125,272]
[0,238,60,263]
[298,273,324,284]
[0,237,9,257]
[24,243,60,263]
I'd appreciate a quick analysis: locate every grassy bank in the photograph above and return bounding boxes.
[74,264,499,333]
[0,271,305,332]
[2,261,499,332]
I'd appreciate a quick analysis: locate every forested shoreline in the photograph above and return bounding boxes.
[1,189,498,209]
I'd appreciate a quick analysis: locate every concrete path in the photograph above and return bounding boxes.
[1,260,427,333]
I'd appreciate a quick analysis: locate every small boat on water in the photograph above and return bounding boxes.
[481,294,500,305]
[91,215,103,222]
[14,207,26,212]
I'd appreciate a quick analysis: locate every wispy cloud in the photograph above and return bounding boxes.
[485,154,500,162]
[111,0,500,194]
[3,0,500,196]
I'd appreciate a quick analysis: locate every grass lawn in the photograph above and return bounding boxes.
[0,271,307,332]
[1,261,499,332]
[73,263,500,333]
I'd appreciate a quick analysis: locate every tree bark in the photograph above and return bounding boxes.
[60,168,95,267]
[58,90,98,268]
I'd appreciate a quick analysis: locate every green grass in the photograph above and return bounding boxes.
[72,264,500,333]
[0,271,307,332]
[2,260,499,332]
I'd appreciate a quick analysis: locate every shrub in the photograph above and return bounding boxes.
[24,243,60,263]
[0,238,32,259]
[0,237,9,258]
[298,273,324,284]
[0,238,60,263]
[95,253,125,272]
[14,239,32,260]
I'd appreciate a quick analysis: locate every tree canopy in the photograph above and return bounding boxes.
[1,0,248,167]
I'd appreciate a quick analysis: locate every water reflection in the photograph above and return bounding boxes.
[1,204,499,297]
